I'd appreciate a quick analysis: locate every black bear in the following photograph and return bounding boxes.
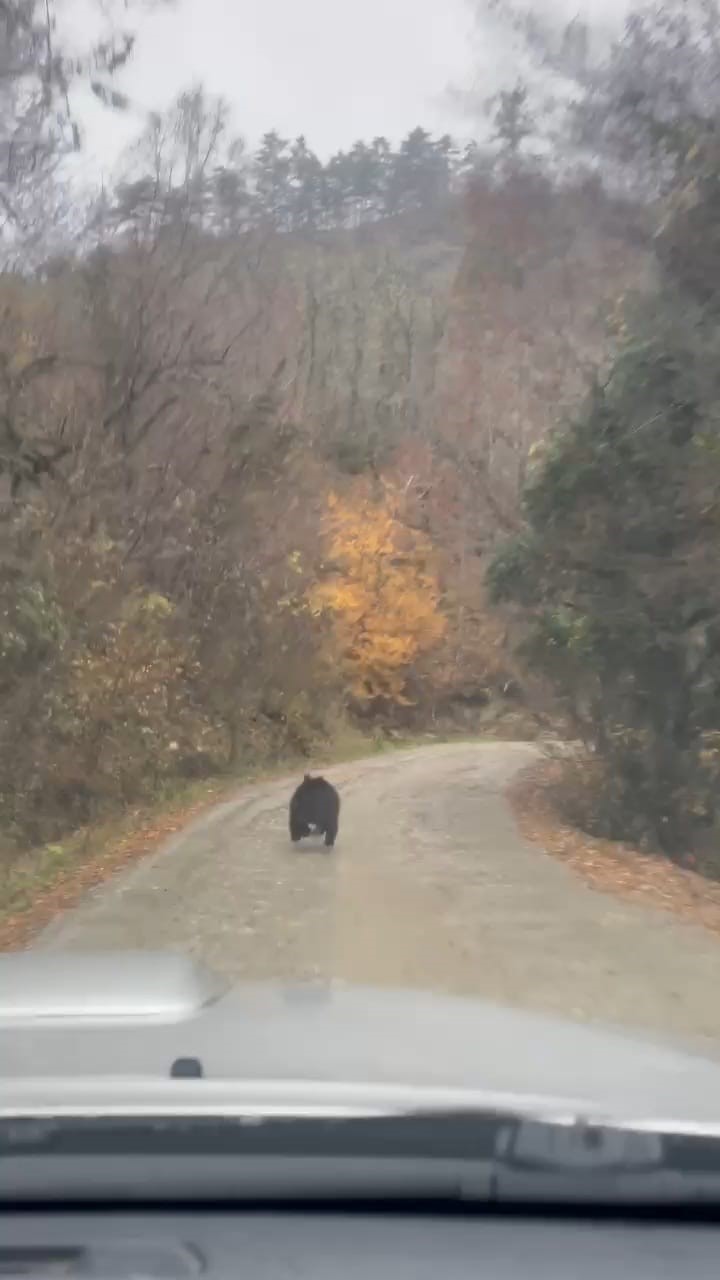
[289,774,340,848]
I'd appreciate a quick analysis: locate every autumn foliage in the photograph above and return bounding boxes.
[310,483,447,710]
[0,61,647,868]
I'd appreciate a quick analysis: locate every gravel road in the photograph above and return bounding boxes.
[36,742,720,1044]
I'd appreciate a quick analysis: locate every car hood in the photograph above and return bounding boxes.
[2,950,720,1131]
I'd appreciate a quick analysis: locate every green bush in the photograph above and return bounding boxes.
[489,292,720,856]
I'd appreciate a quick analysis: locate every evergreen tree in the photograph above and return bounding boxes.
[111,122,473,237]
[211,164,251,235]
[370,136,393,214]
[288,135,325,230]
[345,140,384,224]
[387,127,451,214]
[254,131,292,228]
[489,83,533,168]
[324,150,352,226]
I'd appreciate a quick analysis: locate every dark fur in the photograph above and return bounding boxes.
[289,774,340,848]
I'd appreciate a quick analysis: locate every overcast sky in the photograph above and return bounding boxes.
[65,0,631,183]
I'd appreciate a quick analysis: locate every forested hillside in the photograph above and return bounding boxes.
[0,0,655,864]
[486,0,720,868]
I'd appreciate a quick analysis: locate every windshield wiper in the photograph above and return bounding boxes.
[4,1110,720,1207]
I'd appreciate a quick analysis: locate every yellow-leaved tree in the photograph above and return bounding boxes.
[310,481,447,709]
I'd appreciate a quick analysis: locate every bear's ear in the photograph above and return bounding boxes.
[303,773,312,782]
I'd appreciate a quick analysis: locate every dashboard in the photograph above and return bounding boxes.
[2,1209,719,1279]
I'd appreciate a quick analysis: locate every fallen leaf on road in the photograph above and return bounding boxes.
[509,761,720,941]
[0,788,228,953]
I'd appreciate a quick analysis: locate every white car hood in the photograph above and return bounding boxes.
[1,950,719,1131]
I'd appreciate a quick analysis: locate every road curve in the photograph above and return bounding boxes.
[36,742,720,1044]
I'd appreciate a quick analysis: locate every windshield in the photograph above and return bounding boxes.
[3,0,720,1117]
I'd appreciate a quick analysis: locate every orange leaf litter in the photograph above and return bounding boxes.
[509,761,720,941]
[0,788,226,953]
